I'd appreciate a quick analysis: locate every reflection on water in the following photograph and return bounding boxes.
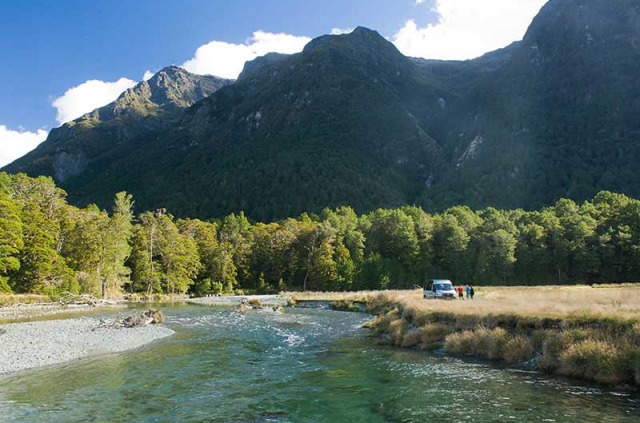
[0,305,638,422]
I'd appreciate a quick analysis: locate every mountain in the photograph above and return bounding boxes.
[5,0,640,221]
[5,67,232,181]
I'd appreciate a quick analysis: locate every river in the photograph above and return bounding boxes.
[0,304,638,422]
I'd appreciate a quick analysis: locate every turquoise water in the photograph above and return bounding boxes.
[0,305,638,422]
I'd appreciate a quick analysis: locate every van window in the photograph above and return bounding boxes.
[434,282,453,291]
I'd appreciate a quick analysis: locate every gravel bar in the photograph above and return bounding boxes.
[0,318,174,375]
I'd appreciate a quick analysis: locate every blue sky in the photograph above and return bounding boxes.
[0,0,548,166]
[0,0,437,131]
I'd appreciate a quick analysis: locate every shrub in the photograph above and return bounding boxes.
[419,323,454,349]
[0,277,12,294]
[559,339,625,385]
[503,336,534,364]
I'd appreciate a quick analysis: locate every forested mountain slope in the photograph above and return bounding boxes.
[4,0,640,221]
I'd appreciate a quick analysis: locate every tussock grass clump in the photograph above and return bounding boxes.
[538,329,590,372]
[559,339,624,385]
[248,299,262,308]
[401,329,422,347]
[455,314,480,331]
[418,323,454,349]
[503,336,534,364]
[370,308,401,334]
[444,331,474,355]
[468,326,510,360]
[631,351,640,386]
[330,300,361,312]
[388,319,408,346]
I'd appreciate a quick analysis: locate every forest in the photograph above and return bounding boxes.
[1,171,639,297]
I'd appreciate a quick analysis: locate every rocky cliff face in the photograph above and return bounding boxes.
[5,67,232,181]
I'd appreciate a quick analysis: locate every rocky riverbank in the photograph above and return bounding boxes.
[0,317,174,375]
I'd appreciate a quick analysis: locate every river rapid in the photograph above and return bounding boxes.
[0,304,638,422]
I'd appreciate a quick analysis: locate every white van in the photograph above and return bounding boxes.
[423,279,456,300]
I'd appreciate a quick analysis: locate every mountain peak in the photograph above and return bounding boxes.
[3,66,232,182]
[303,25,393,53]
[523,0,640,47]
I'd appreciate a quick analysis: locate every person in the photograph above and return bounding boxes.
[465,284,471,299]
[470,286,475,300]
[457,285,464,300]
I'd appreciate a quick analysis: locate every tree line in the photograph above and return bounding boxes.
[1,172,639,297]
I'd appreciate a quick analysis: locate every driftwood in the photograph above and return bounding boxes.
[237,299,282,314]
[95,309,164,329]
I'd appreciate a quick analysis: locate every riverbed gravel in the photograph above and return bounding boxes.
[0,317,174,375]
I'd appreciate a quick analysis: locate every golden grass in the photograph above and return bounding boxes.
[373,285,640,321]
[286,290,387,302]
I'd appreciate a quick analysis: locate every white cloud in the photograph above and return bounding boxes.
[143,70,154,81]
[392,0,548,60]
[0,125,48,167]
[330,27,354,35]
[181,31,311,79]
[51,77,137,124]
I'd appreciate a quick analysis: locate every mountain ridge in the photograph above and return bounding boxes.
[4,0,640,221]
[5,67,232,181]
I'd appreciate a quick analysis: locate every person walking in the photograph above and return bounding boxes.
[465,284,471,299]
[457,285,464,300]
[470,286,475,300]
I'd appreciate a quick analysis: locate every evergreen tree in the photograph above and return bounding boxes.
[0,192,22,293]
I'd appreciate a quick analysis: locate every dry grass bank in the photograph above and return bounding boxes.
[363,285,640,388]
[0,294,53,307]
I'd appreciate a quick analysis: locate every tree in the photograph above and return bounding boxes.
[102,192,134,297]
[156,213,200,294]
[0,192,22,293]
[129,212,162,295]
[11,175,73,294]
